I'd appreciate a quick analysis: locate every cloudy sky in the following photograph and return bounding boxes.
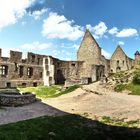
[0,0,140,60]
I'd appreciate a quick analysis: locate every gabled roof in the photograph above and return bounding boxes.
[111,45,127,59]
[77,29,101,52]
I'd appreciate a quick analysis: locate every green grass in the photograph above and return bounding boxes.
[101,116,139,128]
[18,85,80,98]
[114,83,140,95]
[0,114,140,140]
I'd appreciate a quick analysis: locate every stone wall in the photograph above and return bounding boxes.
[0,93,36,106]
[110,46,133,73]
[53,59,84,84]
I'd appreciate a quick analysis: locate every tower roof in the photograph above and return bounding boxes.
[135,51,140,55]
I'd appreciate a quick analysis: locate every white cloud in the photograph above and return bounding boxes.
[118,41,125,46]
[29,8,48,20]
[42,12,84,40]
[21,41,52,50]
[0,0,34,29]
[108,27,118,35]
[86,22,108,39]
[101,49,111,59]
[109,27,138,37]
[116,28,138,37]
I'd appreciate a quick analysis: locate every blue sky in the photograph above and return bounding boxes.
[0,0,140,60]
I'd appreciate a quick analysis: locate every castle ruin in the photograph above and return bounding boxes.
[0,29,139,88]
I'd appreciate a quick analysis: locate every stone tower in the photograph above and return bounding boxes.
[77,29,104,80]
[134,51,140,65]
[77,29,101,65]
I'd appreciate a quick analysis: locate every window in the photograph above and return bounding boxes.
[47,71,50,76]
[19,66,24,77]
[22,83,26,87]
[31,55,35,62]
[71,63,76,67]
[0,65,8,76]
[14,63,18,72]
[117,60,119,65]
[122,60,125,65]
[37,58,40,65]
[6,82,11,88]
[33,82,37,87]
[27,67,33,78]
[40,72,42,78]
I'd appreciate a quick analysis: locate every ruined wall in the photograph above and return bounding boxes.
[0,50,44,88]
[101,55,110,76]
[43,56,55,86]
[53,59,84,84]
[110,46,133,73]
[91,65,105,82]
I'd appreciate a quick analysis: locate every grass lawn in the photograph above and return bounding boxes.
[0,114,140,140]
[18,85,80,98]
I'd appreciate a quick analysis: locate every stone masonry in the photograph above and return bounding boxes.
[0,29,139,88]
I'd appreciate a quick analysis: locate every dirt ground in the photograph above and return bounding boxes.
[44,82,140,120]
[1,82,140,125]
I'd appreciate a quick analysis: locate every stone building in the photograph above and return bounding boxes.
[0,30,139,88]
[110,45,134,73]
[77,29,107,82]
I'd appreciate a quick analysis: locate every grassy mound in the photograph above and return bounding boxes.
[114,68,140,95]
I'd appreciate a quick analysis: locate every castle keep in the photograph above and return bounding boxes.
[0,30,139,88]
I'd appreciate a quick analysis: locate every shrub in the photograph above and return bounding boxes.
[133,70,140,84]
[114,84,126,92]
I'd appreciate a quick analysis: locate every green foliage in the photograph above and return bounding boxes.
[114,84,126,92]
[18,85,80,98]
[54,85,80,97]
[113,71,125,78]
[133,69,140,84]
[114,83,140,95]
[101,116,139,128]
[126,84,140,95]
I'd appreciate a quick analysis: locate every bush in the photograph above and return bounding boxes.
[114,84,126,92]
[133,70,140,84]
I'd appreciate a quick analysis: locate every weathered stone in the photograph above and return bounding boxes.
[0,93,36,106]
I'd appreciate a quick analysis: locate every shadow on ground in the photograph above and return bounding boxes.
[0,99,140,140]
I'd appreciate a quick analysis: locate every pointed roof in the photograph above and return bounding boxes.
[77,29,100,52]
[83,29,99,46]
[135,51,140,55]
[111,45,127,59]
